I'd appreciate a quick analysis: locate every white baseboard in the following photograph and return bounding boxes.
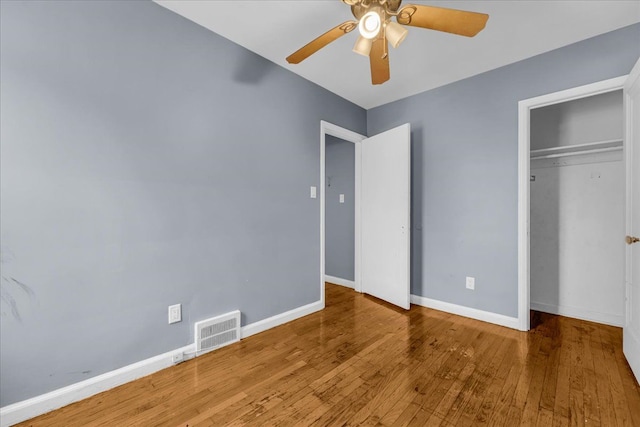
[410,294,520,330]
[0,300,323,427]
[530,301,624,327]
[0,343,195,427]
[240,300,323,339]
[324,275,355,289]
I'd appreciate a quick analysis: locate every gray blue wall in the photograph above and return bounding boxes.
[0,0,365,406]
[368,23,640,318]
[325,136,355,281]
[2,0,639,409]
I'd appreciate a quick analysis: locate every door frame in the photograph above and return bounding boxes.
[517,75,628,331]
[320,121,366,305]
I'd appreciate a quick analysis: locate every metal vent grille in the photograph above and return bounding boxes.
[195,310,241,354]
[201,318,237,338]
[201,330,237,350]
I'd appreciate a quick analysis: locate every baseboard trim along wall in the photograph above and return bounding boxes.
[530,301,624,327]
[240,300,323,339]
[410,294,520,330]
[0,300,323,427]
[0,343,195,427]
[324,275,355,289]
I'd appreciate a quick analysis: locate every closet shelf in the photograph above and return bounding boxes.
[530,139,622,160]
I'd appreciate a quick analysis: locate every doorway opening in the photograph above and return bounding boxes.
[517,76,627,331]
[325,134,358,289]
[319,121,411,310]
[320,121,365,307]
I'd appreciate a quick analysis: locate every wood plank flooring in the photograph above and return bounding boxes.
[16,284,640,426]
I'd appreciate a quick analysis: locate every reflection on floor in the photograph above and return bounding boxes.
[17,283,640,426]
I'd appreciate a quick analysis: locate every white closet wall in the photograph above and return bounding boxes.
[530,90,625,326]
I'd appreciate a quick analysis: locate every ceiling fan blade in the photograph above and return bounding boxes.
[397,4,488,37]
[369,36,390,85]
[286,21,358,64]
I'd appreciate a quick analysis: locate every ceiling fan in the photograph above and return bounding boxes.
[286,0,489,85]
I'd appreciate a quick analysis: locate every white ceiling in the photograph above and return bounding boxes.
[155,1,640,109]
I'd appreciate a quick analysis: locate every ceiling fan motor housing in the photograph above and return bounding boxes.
[347,0,403,20]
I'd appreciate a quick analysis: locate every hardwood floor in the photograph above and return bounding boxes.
[17,284,640,426]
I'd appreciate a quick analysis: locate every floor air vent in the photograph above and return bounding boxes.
[195,310,241,354]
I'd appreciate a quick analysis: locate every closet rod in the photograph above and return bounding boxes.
[530,138,623,156]
[531,146,622,160]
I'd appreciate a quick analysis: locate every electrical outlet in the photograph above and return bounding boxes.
[466,276,475,290]
[168,304,181,324]
[172,353,184,364]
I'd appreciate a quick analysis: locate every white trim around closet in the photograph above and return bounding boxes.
[517,75,627,331]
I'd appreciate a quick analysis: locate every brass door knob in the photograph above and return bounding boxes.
[626,235,640,245]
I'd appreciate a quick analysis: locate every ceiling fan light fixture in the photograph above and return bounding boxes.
[358,11,381,39]
[352,35,373,56]
[385,21,408,48]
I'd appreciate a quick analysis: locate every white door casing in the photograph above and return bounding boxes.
[623,57,640,383]
[517,75,628,332]
[360,123,411,309]
[320,121,365,303]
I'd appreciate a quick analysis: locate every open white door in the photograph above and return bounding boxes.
[624,57,640,383]
[361,123,411,309]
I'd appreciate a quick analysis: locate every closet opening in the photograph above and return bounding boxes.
[529,90,624,327]
[517,75,628,331]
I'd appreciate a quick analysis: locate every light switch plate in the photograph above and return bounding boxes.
[310,186,317,199]
[339,194,345,203]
